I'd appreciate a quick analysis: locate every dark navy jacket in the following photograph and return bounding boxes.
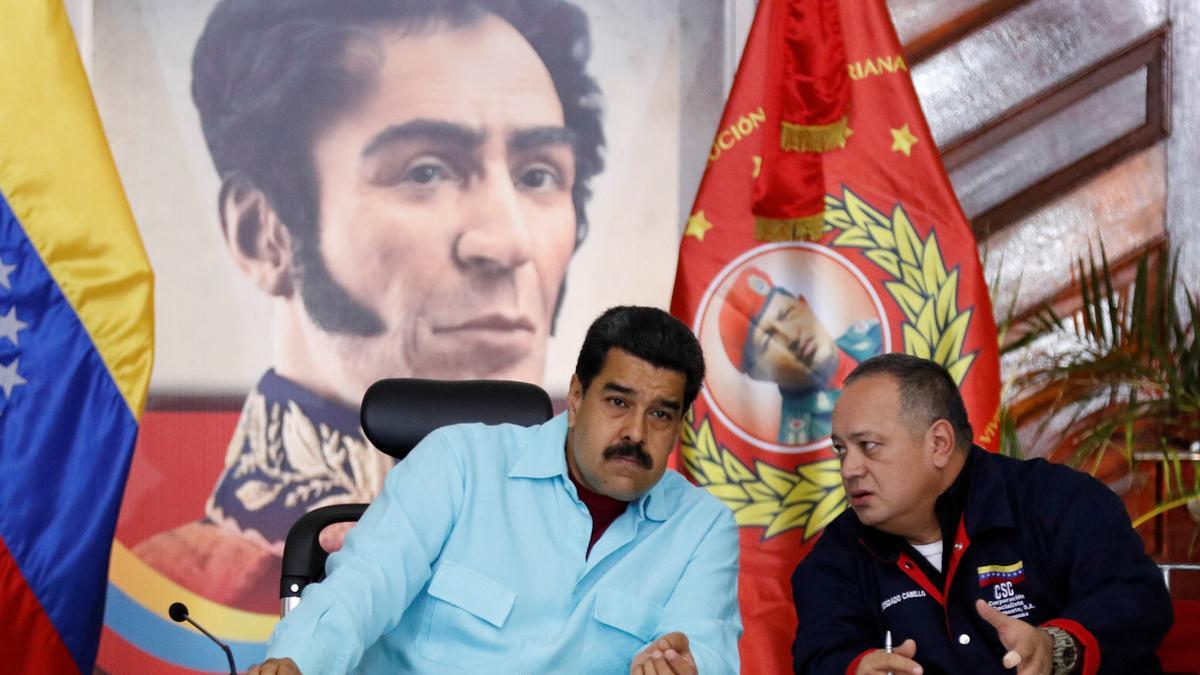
[791,447,1172,674]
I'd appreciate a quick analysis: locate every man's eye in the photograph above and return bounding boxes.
[862,441,879,452]
[831,444,847,457]
[404,158,459,185]
[515,164,562,191]
[756,326,775,352]
[607,397,627,408]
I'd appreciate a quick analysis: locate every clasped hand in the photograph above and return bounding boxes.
[247,657,300,674]
[629,631,697,675]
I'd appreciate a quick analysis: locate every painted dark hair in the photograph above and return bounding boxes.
[192,0,605,333]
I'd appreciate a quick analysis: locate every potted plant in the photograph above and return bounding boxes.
[997,245,1200,543]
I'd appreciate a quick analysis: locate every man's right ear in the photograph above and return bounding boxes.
[566,374,583,428]
[219,175,295,297]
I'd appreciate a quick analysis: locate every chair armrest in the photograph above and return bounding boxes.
[280,503,367,615]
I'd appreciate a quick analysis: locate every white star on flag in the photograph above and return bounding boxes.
[0,358,26,399]
[0,307,28,345]
[0,257,15,290]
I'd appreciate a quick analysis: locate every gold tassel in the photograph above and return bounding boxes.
[754,212,826,242]
[780,116,850,153]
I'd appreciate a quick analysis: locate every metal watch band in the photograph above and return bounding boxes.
[1045,625,1080,674]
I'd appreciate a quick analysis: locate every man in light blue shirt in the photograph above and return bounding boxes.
[248,306,741,674]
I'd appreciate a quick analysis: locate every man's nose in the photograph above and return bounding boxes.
[621,413,647,445]
[839,448,864,480]
[453,169,534,272]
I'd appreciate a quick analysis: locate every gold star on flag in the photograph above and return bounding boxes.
[890,124,918,156]
[685,211,715,241]
[752,156,762,178]
[840,127,853,148]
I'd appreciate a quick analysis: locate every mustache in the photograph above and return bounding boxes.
[602,441,653,469]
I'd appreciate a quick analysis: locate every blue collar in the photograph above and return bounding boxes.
[508,412,672,522]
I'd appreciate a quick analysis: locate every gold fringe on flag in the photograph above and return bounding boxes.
[780,115,850,153]
[754,212,826,242]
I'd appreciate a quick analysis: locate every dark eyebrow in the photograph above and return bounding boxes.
[508,125,576,155]
[361,118,486,158]
[601,381,681,412]
[656,398,683,412]
[601,382,634,396]
[752,324,773,355]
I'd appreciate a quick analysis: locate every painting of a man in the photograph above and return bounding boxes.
[132,0,605,611]
[717,265,881,445]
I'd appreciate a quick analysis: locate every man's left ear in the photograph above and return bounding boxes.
[927,419,957,469]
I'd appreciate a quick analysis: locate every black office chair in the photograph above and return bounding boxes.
[279,378,554,616]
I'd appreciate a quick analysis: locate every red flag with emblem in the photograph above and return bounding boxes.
[668,0,1002,672]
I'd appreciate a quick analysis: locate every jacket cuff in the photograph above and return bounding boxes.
[845,647,873,675]
[1042,618,1100,675]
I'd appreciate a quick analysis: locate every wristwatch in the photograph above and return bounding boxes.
[1044,626,1080,674]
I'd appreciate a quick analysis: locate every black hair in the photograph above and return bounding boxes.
[574,306,706,410]
[192,0,605,333]
[844,353,973,449]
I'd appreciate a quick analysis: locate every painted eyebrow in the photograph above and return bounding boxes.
[754,325,774,352]
[508,125,576,155]
[361,118,486,158]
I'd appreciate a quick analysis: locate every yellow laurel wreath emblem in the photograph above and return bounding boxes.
[680,186,976,539]
[680,411,846,539]
[825,187,976,383]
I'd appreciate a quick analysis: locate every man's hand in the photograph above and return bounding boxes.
[629,632,696,675]
[854,638,922,674]
[975,599,1053,675]
[319,521,355,553]
[247,657,301,674]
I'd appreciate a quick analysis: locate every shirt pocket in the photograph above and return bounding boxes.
[584,589,665,670]
[415,560,517,667]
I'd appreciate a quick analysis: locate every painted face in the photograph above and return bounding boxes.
[565,349,687,501]
[746,291,839,389]
[298,14,577,402]
[831,373,943,542]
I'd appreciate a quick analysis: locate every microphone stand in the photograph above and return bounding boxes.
[169,602,237,675]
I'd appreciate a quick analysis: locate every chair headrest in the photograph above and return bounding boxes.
[360,378,554,460]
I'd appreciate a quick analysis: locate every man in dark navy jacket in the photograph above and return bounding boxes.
[791,354,1172,675]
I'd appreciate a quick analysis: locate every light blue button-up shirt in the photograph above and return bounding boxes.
[267,413,742,674]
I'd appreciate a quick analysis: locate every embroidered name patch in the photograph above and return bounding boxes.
[880,589,927,611]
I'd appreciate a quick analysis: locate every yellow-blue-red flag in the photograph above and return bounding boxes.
[0,1,154,672]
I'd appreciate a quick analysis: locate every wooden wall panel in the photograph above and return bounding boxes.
[886,0,1197,575]
[982,143,1166,320]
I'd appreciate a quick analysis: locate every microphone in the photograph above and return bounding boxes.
[168,602,237,675]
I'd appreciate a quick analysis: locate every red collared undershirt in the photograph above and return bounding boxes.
[568,470,630,557]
